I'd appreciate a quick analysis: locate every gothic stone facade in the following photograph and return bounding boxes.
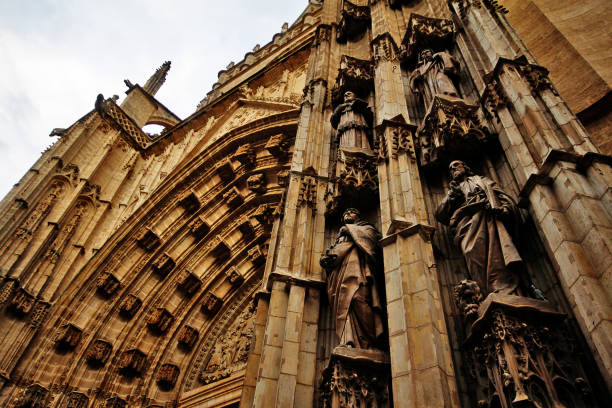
[0,1,610,407]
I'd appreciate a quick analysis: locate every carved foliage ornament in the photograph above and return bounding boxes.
[86,339,113,367]
[118,349,147,377]
[331,56,374,107]
[156,363,180,390]
[337,0,371,43]
[200,304,254,384]
[13,384,49,408]
[63,392,89,408]
[400,13,454,68]
[372,33,399,64]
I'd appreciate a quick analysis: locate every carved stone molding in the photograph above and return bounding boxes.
[55,323,83,351]
[297,176,317,209]
[118,349,147,377]
[201,292,223,316]
[96,96,152,151]
[458,291,596,408]
[13,384,49,408]
[137,228,161,252]
[400,13,454,67]
[152,253,175,277]
[147,307,174,335]
[246,173,266,193]
[336,0,371,43]
[119,294,142,319]
[86,339,113,368]
[156,363,180,390]
[320,347,391,408]
[375,119,418,161]
[247,245,266,266]
[265,133,290,158]
[331,56,374,107]
[232,144,255,168]
[190,216,211,239]
[7,287,35,317]
[223,186,244,208]
[178,326,199,350]
[0,278,19,306]
[276,169,290,187]
[95,272,121,299]
[179,191,201,213]
[372,33,400,64]
[252,203,276,226]
[179,272,202,298]
[417,96,488,166]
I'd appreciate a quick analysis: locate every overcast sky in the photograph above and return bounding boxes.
[0,0,309,198]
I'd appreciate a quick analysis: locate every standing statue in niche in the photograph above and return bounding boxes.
[436,160,524,296]
[320,208,385,349]
[331,91,374,151]
[409,48,460,105]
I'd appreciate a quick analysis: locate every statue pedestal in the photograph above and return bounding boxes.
[463,293,594,408]
[320,346,391,408]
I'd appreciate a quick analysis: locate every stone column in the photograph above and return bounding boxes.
[370,3,461,407]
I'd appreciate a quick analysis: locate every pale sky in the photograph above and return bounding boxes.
[0,0,309,198]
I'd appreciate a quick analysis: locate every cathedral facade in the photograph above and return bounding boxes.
[0,1,610,407]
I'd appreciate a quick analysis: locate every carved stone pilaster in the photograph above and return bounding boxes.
[179,272,202,298]
[417,96,488,166]
[152,253,175,277]
[179,190,201,213]
[201,292,223,316]
[137,228,161,252]
[118,349,147,377]
[178,326,199,350]
[156,363,180,390]
[119,294,142,319]
[223,186,244,208]
[86,339,112,368]
[331,56,374,106]
[336,0,371,43]
[55,323,83,351]
[246,173,266,193]
[147,307,174,335]
[232,144,255,168]
[95,272,120,299]
[320,347,391,408]
[400,13,454,67]
[458,292,596,408]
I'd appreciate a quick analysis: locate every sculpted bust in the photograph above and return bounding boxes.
[320,208,385,349]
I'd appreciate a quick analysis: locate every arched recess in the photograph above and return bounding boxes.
[1,110,298,408]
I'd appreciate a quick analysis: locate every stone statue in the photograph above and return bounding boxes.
[320,208,385,349]
[330,91,374,151]
[409,48,459,105]
[435,160,523,295]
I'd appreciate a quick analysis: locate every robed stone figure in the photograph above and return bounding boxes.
[330,91,374,151]
[410,48,460,106]
[436,161,523,295]
[320,208,385,349]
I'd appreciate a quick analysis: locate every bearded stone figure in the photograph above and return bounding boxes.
[436,161,523,296]
[330,91,374,151]
[409,48,459,106]
[320,208,385,350]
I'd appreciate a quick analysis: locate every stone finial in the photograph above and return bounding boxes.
[143,61,171,96]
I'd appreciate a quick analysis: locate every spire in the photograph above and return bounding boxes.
[143,61,171,96]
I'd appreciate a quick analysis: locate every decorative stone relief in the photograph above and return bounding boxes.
[147,307,174,335]
[7,288,35,317]
[372,33,399,64]
[225,267,244,287]
[276,169,290,187]
[86,339,113,368]
[178,272,202,298]
[232,144,255,168]
[156,363,180,390]
[118,349,147,377]
[336,0,371,43]
[119,294,142,319]
[13,384,49,408]
[104,396,127,408]
[400,13,454,67]
[95,272,120,299]
[178,326,199,350]
[189,216,210,239]
[297,176,317,209]
[0,278,19,305]
[55,323,83,351]
[152,253,175,278]
[314,24,332,46]
[252,204,275,226]
[247,245,266,266]
[179,191,201,213]
[246,173,266,193]
[62,392,88,408]
[265,133,289,158]
[200,304,254,384]
[453,279,483,324]
[331,56,373,107]
[201,293,223,316]
[137,229,161,252]
[223,186,244,208]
